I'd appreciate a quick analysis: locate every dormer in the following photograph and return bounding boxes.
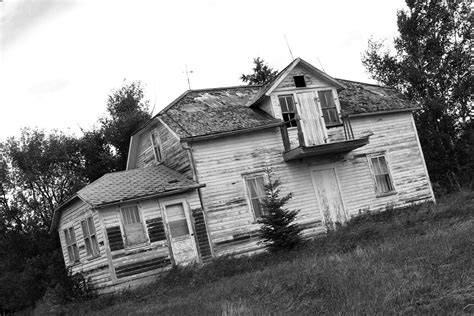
[250,58,370,161]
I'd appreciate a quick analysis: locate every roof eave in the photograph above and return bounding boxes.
[50,195,90,232]
[180,121,282,142]
[346,107,420,117]
[90,184,205,209]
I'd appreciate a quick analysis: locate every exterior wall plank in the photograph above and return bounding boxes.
[192,111,434,256]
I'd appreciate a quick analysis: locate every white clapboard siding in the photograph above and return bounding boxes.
[192,111,433,256]
[134,121,192,178]
[58,199,112,292]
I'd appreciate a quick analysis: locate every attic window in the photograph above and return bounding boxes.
[293,76,306,88]
[278,95,297,128]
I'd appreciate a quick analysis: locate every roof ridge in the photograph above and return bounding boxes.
[335,78,386,88]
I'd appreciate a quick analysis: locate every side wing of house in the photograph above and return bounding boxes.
[57,198,113,292]
[127,118,192,178]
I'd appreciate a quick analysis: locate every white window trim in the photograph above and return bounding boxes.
[119,203,149,248]
[150,132,163,163]
[63,226,80,264]
[160,198,195,239]
[242,173,267,221]
[367,153,397,197]
[81,215,100,258]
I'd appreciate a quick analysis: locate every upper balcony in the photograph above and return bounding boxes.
[280,115,371,162]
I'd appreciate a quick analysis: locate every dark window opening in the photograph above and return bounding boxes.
[293,76,306,88]
[278,95,297,128]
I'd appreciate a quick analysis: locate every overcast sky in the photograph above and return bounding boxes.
[0,0,406,140]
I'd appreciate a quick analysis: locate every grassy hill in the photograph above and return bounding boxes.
[40,191,473,315]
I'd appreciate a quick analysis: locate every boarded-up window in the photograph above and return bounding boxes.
[165,203,189,238]
[370,155,395,195]
[150,132,163,162]
[245,175,266,219]
[64,227,79,264]
[81,216,100,257]
[121,205,147,246]
[279,95,297,128]
[318,90,340,125]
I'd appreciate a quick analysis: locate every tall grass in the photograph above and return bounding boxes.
[51,191,474,315]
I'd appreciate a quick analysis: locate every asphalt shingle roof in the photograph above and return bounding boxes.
[337,79,416,115]
[159,86,281,139]
[78,164,201,206]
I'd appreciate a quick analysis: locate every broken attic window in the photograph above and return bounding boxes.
[278,95,297,128]
[318,90,340,126]
[293,76,306,88]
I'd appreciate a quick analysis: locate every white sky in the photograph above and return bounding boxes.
[0,0,406,141]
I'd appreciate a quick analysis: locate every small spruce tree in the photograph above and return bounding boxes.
[258,171,303,252]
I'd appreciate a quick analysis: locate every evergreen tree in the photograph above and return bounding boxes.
[241,57,278,85]
[258,171,303,252]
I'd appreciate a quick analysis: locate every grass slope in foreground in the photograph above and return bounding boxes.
[46,191,474,315]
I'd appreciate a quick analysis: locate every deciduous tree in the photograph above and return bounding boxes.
[362,0,472,191]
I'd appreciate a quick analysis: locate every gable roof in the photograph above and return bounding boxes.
[158,86,281,139]
[250,57,346,105]
[149,58,417,142]
[51,165,203,231]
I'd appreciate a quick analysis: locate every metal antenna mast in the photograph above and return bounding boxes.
[185,64,193,90]
[284,34,294,60]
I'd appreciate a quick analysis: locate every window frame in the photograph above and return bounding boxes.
[81,216,100,258]
[120,204,148,248]
[293,75,306,88]
[63,226,80,264]
[161,198,194,240]
[150,132,163,163]
[243,174,267,220]
[367,154,396,197]
[317,89,341,127]
[278,94,298,128]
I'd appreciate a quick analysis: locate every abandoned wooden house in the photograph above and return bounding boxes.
[51,57,435,293]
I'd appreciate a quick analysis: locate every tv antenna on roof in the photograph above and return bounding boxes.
[184,65,193,90]
[284,34,294,61]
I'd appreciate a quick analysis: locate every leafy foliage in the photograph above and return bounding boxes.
[80,80,151,181]
[258,170,303,252]
[241,57,279,85]
[362,0,472,191]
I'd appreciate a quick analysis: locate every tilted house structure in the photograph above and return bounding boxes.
[52,58,435,293]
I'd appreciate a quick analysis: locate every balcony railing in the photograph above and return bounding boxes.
[280,114,371,161]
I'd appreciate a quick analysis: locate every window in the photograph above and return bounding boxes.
[164,203,190,238]
[121,205,147,246]
[369,155,395,195]
[293,75,306,88]
[64,227,79,264]
[81,216,100,257]
[318,90,340,126]
[150,132,163,162]
[278,95,297,128]
[244,175,266,219]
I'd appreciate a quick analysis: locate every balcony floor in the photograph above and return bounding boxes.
[283,135,370,161]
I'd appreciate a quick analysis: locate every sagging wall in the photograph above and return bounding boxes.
[191,111,434,256]
[58,199,112,292]
[58,190,211,293]
[134,120,192,178]
[97,190,208,290]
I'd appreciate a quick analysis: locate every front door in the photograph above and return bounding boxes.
[296,92,327,146]
[163,201,199,265]
[312,168,347,228]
